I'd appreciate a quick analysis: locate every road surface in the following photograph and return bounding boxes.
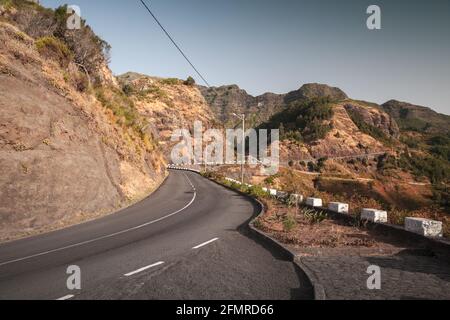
[0,170,312,300]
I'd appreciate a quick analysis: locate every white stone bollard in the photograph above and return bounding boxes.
[289,194,304,204]
[328,202,349,214]
[276,191,288,199]
[405,218,443,237]
[361,209,388,223]
[306,197,323,208]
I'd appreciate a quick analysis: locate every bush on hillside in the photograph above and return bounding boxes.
[347,108,393,145]
[184,76,196,86]
[95,87,147,133]
[122,84,134,96]
[283,215,297,232]
[35,36,72,67]
[261,97,334,142]
[400,135,420,149]
[5,1,111,84]
[8,0,57,38]
[160,78,180,86]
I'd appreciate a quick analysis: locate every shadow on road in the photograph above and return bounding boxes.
[234,193,314,300]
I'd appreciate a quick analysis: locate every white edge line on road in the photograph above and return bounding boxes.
[124,261,164,277]
[0,174,197,267]
[192,238,219,250]
[56,294,74,301]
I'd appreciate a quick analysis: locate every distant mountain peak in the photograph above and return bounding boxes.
[285,83,348,104]
[381,100,450,134]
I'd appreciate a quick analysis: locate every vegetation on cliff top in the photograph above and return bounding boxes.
[260,97,334,142]
[2,0,110,84]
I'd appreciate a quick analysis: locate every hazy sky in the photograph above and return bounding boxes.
[41,0,450,115]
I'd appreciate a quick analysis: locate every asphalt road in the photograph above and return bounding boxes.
[0,170,312,300]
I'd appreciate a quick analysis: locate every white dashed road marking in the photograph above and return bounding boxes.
[192,238,219,250]
[0,174,196,267]
[124,261,165,277]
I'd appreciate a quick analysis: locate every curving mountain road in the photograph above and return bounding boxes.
[0,170,312,300]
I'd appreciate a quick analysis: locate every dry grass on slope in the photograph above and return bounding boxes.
[0,22,167,243]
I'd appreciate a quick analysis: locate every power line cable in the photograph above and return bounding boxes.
[139,0,212,88]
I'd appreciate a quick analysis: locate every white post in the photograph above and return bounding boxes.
[232,113,246,185]
[241,114,245,185]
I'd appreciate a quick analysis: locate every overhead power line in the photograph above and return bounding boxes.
[139,0,212,87]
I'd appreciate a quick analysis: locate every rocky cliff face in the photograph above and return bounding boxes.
[118,73,218,158]
[277,102,390,161]
[0,21,166,242]
[198,85,286,128]
[199,83,350,128]
[381,100,450,134]
[344,101,400,138]
[284,83,348,104]
[200,82,400,160]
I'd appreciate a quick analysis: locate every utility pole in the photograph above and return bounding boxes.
[233,113,245,185]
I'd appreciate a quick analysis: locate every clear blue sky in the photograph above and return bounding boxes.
[41,0,450,115]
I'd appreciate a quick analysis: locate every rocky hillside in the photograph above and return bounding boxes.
[253,85,398,160]
[284,83,348,104]
[381,100,450,134]
[198,84,285,128]
[199,83,349,128]
[118,72,218,158]
[211,82,448,215]
[0,1,166,242]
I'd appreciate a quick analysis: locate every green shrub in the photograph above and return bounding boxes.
[261,97,334,142]
[347,109,393,145]
[432,185,449,210]
[73,71,89,92]
[95,87,149,137]
[317,157,328,170]
[308,161,319,172]
[36,36,72,67]
[201,171,224,181]
[122,84,134,96]
[53,5,111,84]
[402,153,449,184]
[247,185,269,199]
[229,181,242,190]
[264,174,279,185]
[302,208,328,224]
[428,135,450,162]
[184,76,196,86]
[253,218,264,230]
[400,135,420,149]
[283,215,297,232]
[160,78,180,85]
[397,117,430,132]
[283,130,303,142]
[378,152,450,185]
[0,0,13,10]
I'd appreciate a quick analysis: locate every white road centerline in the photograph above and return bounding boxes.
[192,238,219,250]
[124,261,164,277]
[56,294,74,301]
[0,174,196,267]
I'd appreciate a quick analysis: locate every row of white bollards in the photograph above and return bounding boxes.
[169,166,444,239]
